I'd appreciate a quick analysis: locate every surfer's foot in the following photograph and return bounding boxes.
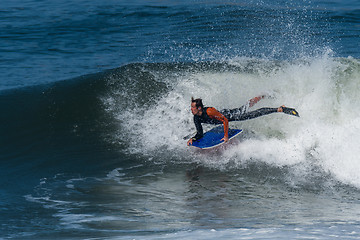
[278,105,300,117]
[248,95,266,107]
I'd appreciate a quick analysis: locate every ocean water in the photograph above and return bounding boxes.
[1,0,360,239]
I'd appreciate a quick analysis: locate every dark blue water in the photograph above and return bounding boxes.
[1,0,359,89]
[1,0,360,239]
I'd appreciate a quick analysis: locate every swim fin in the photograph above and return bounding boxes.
[282,107,300,117]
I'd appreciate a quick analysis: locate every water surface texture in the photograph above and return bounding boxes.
[1,0,360,239]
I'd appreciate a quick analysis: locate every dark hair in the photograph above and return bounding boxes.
[191,97,204,109]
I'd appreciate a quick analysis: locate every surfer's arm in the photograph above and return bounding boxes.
[187,115,204,145]
[207,107,229,142]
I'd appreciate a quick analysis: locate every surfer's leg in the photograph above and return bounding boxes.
[220,105,247,120]
[225,105,299,121]
[248,95,266,107]
[234,107,278,121]
[222,107,278,121]
[227,94,266,116]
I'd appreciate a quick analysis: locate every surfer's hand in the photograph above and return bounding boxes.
[221,136,229,142]
[187,138,193,146]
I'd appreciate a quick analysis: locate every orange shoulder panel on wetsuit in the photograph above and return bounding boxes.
[206,107,229,138]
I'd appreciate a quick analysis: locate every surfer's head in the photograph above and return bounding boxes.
[191,97,203,116]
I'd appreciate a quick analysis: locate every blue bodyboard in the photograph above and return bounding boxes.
[190,126,242,149]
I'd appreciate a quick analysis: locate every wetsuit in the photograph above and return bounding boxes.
[191,105,278,141]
